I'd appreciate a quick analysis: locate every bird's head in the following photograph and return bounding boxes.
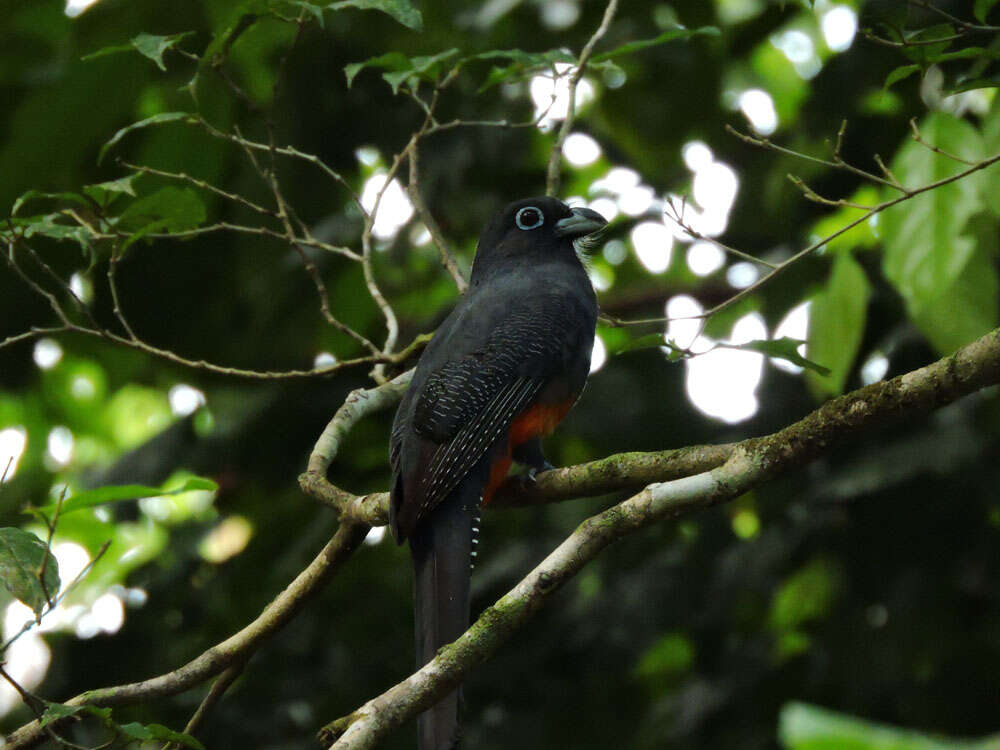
[470,196,607,282]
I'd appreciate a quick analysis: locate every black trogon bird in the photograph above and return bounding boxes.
[389,196,607,749]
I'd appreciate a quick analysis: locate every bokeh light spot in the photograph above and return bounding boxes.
[738,89,778,135]
[33,339,62,370]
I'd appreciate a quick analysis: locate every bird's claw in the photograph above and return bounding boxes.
[523,461,556,486]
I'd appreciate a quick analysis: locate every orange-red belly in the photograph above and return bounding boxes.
[481,400,573,505]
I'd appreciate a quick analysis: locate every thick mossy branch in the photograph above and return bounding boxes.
[319,327,1000,748]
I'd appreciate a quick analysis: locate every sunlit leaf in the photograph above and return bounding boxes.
[326,0,423,31]
[779,701,999,749]
[590,25,720,63]
[807,253,870,396]
[82,32,195,71]
[809,186,881,254]
[0,527,60,616]
[99,112,192,164]
[910,215,998,355]
[882,113,986,321]
[35,478,218,516]
[731,338,831,376]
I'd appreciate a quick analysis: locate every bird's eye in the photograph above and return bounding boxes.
[515,206,544,230]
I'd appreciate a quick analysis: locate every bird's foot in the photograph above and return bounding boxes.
[522,460,556,486]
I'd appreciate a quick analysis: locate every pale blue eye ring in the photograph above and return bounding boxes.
[515,206,544,230]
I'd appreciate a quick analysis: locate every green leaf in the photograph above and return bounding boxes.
[732,337,831,375]
[35,477,218,516]
[131,32,196,70]
[470,48,576,91]
[99,112,192,164]
[982,97,1000,217]
[808,186,880,253]
[882,113,986,320]
[769,558,839,631]
[281,0,327,25]
[0,527,60,616]
[884,64,919,90]
[975,0,999,23]
[910,215,998,355]
[635,632,695,681]
[779,701,1000,749]
[117,722,206,749]
[117,186,206,234]
[807,253,871,397]
[82,174,140,206]
[83,32,195,71]
[326,0,423,31]
[590,25,720,63]
[946,76,1000,95]
[612,332,675,355]
[345,49,459,92]
[11,190,89,216]
[900,24,955,65]
[15,213,95,252]
[40,702,112,729]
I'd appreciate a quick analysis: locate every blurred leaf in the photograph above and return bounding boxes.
[910,215,998,355]
[40,702,112,728]
[11,190,89,216]
[974,0,999,23]
[117,186,206,234]
[99,112,192,164]
[82,174,140,206]
[345,48,459,92]
[612,332,686,359]
[926,47,1000,64]
[590,25,720,63]
[982,97,1000,217]
[14,212,95,252]
[471,48,576,91]
[809,186,880,253]
[635,632,694,682]
[35,477,218,516]
[731,337,830,375]
[0,527,60,616]
[117,722,205,749]
[899,24,954,65]
[946,76,1000,94]
[807,253,870,397]
[882,113,985,318]
[778,702,1000,749]
[280,1,327,25]
[82,32,195,71]
[769,558,839,631]
[326,0,423,31]
[884,64,919,89]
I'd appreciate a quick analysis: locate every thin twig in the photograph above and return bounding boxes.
[406,147,467,292]
[546,0,619,196]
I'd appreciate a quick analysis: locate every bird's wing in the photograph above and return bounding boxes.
[401,294,588,528]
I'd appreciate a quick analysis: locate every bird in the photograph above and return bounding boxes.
[389,196,606,749]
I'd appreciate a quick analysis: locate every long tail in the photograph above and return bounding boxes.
[409,483,478,750]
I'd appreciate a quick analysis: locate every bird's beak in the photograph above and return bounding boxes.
[554,207,608,239]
